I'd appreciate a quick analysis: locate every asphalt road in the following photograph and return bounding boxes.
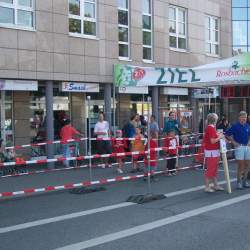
[0,159,250,250]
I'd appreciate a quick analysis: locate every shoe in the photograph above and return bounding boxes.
[165,172,172,177]
[151,176,159,182]
[237,181,243,190]
[243,180,250,188]
[101,164,106,169]
[212,185,224,191]
[172,172,177,176]
[205,187,215,193]
[117,168,123,174]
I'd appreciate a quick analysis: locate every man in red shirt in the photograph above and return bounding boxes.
[203,113,224,192]
[60,119,82,167]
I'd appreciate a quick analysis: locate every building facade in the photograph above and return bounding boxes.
[0,0,232,150]
[221,0,250,122]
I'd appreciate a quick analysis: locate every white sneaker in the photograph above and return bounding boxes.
[117,168,123,174]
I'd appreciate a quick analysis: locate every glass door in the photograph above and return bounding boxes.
[0,91,13,145]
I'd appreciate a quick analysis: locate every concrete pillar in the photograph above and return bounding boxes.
[104,83,112,126]
[45,81,54,169]
[117,94,131,128]
[152,87,159,123]
[13,91,30,157]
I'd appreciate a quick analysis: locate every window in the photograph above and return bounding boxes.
[118,0,129,58]
[169,6,187,50]
[0,0,34,28]
[232,8,247,20]
[232,0,247,7]
[205,16,219,55]
[142,0,153,61]
[69,0,96,37]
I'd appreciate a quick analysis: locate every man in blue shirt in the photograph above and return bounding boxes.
[225,111,250,189]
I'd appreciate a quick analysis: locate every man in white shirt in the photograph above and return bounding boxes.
[94,112,112,167]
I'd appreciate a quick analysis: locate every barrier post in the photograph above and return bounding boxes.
[220,136,231,194]
[87,96,93,181]
[146,108,152,194]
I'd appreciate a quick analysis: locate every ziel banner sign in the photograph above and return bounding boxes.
[114,53,250,87]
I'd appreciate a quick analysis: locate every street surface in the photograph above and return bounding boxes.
[0,159,250,250]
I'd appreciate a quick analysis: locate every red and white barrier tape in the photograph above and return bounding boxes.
[0,163,204,198]
[0,151,205,178]
[0,144,202,168]
[5,132,204,150]
[5,137,88,150]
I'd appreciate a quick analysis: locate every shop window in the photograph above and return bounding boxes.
[29,86,70,142]
[0,91,13,145]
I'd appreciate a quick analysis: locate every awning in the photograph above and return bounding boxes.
[114,53,250,88]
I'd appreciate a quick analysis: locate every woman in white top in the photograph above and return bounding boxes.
[94,112,112,168]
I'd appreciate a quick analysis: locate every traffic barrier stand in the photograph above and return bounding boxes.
[126,112,166,204]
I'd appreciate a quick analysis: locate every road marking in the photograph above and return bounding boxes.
[0,178,236,234]
[0,203,134,234]
[54,192,250,250]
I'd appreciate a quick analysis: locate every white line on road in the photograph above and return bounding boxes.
[54,192,250,250]
[0,178,236,234]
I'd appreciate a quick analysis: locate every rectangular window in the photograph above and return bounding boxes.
[142,0,153,61]
[169,6,187,50]
[118,0,129,59]
[69,0,96,37]
[205,15,219,55]
[0,0,34,28]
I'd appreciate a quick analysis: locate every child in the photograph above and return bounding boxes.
[164,129,178,176]
[130,127,145,173]
[112,130,127,174]
[144,132,158,181]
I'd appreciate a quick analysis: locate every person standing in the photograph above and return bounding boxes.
[164,129,178,176]
[94,112,112,168]
[112,130,127,174]
[149,115,159,138]
[163,111,180,136]
[225,111,250,189]
[60,119,82,167]
[217,117,230,132]
[203,113,224,192]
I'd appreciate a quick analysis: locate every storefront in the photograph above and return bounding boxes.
[117,86,152,127]
[159,87,192,131]
[221,85,250,122]
[0,80,38,146]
